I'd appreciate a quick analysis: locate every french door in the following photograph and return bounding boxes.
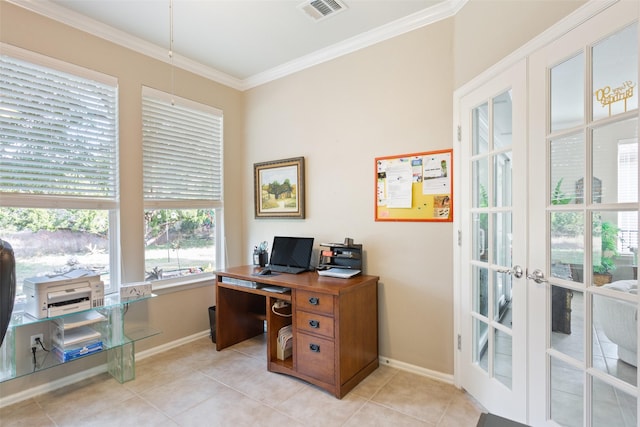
[457,1,639,426]
[529,2,639,426]
[458,59,528,423]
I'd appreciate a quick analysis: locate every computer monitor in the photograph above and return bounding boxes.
[269,236,314,270]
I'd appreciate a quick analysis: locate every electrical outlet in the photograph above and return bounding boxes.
[30,334,44,349]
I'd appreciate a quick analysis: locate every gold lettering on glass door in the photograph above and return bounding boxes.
[594,80,636,116]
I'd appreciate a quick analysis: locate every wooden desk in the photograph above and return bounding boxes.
[215,265,379,398]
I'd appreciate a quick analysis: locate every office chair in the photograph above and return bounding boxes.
[0,239,16,348]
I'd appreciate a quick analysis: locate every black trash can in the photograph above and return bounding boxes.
[208,306,216,344]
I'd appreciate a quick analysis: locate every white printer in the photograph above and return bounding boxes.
[24,270,105,319]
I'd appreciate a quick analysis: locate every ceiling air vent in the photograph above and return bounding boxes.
[298,0,347,22]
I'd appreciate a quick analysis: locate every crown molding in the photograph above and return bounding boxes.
[242,0,467,90]
[8,0,467,91]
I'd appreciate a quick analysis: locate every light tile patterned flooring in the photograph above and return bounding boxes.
[1,335,485,426]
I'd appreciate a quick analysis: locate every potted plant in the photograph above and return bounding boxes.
[551,178,572,205]
[593,219,620,285]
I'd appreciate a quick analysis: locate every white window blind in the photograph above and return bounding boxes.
[142,87,223,203]
[0,52,118,200]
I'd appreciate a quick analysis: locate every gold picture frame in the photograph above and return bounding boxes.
[254,157,305,219]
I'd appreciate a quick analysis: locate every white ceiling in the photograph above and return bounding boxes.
[9,0,465,90]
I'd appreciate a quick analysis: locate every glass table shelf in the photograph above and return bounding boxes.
[0,294,159,384]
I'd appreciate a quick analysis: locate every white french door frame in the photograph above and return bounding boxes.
[456,58,528,422]
[453,0,621,423]
[528,2,640,425]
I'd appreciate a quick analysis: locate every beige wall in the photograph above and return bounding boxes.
[245,18,456,372]
[1,0,587,399]
[454,0,586,89]
[243,0,586,373]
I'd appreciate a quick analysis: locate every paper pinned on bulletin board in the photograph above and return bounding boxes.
[375,149,452,222]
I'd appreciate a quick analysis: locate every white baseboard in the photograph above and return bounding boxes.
[379,355,455,385]
[135,330,210,361]
[0,330,210,409]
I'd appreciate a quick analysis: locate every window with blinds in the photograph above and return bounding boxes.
[141,87,223,282]
[0,52,118,200]
[142,87,223,204]
[0,46,119,295]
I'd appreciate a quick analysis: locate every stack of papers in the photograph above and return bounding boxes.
[317,268,361,279]
[277,325,293,360]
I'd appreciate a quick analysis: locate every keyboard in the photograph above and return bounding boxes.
[268,265,307,274]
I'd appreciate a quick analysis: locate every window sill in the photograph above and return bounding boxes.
[150,272,216,296]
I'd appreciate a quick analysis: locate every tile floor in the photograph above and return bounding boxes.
[0,335,485,426]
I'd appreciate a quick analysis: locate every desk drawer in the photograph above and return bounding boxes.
[296,333,335,385]
[295,290,334,315]
[296,311,334,338]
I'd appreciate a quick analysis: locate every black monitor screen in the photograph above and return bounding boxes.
[269,236,314,269]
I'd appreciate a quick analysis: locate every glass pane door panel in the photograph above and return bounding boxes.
[494,327,512,389]
[493,212,513,268]
[551,287,584,361]
[473,158,489,208]
[473,102,489,155]
[593,293,638,387]
[531,6,639,426]
[473,213,488,262]
[493,270,512,323]
[550,211,584,283]
[593,118,638,204]
[493,152,512,207]
[551,53,584,132]
[474,318,489,373]
[592,211,630,284]
[550,357,584,427]
[592,376,637,427]
[551,134,585,205]
[473,266,489,317]
[493,90,513,150]
[592,23,638,121]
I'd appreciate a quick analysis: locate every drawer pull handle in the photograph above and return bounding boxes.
[308,297,319,305]
[309,343,320,352]
[309,320,320,328]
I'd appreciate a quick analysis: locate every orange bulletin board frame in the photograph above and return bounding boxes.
[375,149,453,222]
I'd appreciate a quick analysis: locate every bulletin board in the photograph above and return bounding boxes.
[375,149,453,222]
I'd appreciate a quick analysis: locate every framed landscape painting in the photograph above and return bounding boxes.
[254,157,305,219]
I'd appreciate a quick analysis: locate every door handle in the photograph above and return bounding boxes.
[527,269,548,284]
[496,265,523,278]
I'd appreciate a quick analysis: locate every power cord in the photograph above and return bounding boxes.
[31,337,51,372]
[271,301,292,317]
[31,346,37,372]
[35,337,50,352]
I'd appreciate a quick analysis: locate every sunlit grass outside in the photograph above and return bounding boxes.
[144,245,216,279]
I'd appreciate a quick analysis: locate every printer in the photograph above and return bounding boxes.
[23,270,105,319]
